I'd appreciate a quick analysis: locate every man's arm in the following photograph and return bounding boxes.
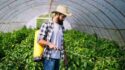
[37,23,48,46]
[63,41,68,70]
[38,23,57,49]
[63,27,68,69]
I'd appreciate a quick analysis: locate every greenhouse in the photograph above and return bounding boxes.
[0,0,125,70]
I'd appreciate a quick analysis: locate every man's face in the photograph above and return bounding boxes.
[53,12,66,24]
[58,14,66,21]
[55,13,66,23]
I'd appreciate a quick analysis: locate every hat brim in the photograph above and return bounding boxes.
[51,11,72,16]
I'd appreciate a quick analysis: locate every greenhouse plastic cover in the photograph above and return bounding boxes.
[0,0,125,46]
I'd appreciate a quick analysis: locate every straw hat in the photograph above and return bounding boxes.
[52,5,72,16]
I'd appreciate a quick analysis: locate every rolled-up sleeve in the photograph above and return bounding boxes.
[37,23,48,43]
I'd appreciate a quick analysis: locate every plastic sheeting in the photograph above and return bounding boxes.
[0,0,125,46]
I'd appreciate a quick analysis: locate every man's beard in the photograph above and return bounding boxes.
[58,18,63,25]
[58,20,63,25]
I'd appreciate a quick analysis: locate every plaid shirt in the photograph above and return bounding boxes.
[38,20,65,59]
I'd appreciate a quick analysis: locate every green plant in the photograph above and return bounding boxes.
[0,29,125,70]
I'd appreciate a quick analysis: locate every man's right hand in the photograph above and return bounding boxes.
[39,39,58,50]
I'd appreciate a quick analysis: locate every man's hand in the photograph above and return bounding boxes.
[48,42,57,50]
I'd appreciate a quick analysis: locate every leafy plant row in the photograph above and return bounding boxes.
[0,28,125,70]
[61,30,125,70]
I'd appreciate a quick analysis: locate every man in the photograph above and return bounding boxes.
[38,5,71,70]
